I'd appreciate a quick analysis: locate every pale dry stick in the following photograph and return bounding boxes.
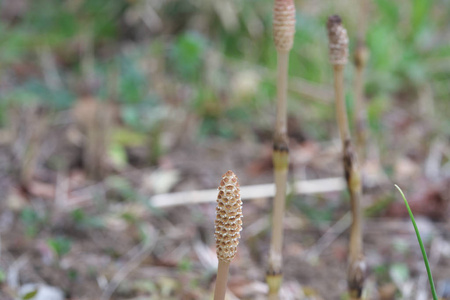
[305,211,351,262]
[150,177,345,208]
[267,1,296,298]
[327,15,366,300]
[214,171,243,300]
[100,227,158,300]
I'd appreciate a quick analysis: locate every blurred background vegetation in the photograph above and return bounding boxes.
[1,0,449,146]
[1,0,450,299]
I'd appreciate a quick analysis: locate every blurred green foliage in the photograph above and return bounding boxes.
[0,0,449,144]
[47,236,72,258]
[0,268,5,283]
[170,32,208,81]
[20,207,45,237]
[70,208,104,229]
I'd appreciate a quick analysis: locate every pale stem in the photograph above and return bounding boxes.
[269,168,288,270]
[349,189,362,261]
[275,51,289,136]
[269,291,280,300]
[333,65,350,142]
[354,66,364,127]
[214,260,230,300]
[354,64,366,160]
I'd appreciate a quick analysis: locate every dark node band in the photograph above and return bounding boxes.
[266,269,283,276]
[273,143,289,152]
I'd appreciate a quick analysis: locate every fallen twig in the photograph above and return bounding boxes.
[99,227,158,300]
[149,177,345,208]
[305,211,351,262]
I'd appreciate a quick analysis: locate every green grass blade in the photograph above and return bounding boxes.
[394,184,438,300]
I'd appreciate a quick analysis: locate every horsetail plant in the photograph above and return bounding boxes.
[327,15,366,299]
[214,170,243,300]
[353,39,369,161]
[395,185,438,300]
[267,0,296,298]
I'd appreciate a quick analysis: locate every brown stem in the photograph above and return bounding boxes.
[266,49,290,299]
[270,150,288,262]
[268,0,295,294]
[333,65,351,141]
[343,140,363,261]
[214,260,230,300]
[333,62,365,299]
[354,66,366,160]
[354,41,369,161]
[267,271,283,300]
[275,52,289,136]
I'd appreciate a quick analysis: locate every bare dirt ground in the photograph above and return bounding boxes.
[0,120,449,299]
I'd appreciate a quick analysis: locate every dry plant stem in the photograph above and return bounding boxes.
[275,52,289,137]
[333,66,362,255]
[270,161,288,260]
[267,149,288,297]
[354,61,366,160]
[354,0,369,161]
[333,65,350,140]
[335,64,365,299]
[345,140,365,300]
[328,16,365,298]
[267,0,295,294]
[354,42,369,161]
[267,50,290,299]
[268,284,282,300]
[214,260,230,300]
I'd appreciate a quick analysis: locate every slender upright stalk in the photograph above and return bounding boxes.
[353,39,369,161]
[214,170,243,300]
[267,1,296,298]
[354,0,369,161]
[333,65,350,140]
[214,260,230,300]
[327,15,366,300]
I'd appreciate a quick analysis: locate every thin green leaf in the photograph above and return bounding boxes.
[394,184,438,300]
